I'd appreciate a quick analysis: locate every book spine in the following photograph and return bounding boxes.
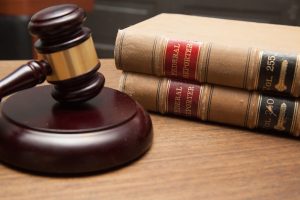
[119,72,300,137]
[115,30,300,97]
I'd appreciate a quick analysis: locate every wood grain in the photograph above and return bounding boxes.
[1,59,300,200]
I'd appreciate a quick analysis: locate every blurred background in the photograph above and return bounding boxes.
[0,0,299,59]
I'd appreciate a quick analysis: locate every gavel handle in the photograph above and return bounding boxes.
[0,60,51,100]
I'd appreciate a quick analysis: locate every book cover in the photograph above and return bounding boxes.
[120,72,300,137]
[115,14,300,97]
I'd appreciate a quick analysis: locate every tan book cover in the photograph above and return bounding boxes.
[115,14,300,97]
[120,72,300,137]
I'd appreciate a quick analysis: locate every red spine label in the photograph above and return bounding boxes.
[166,80,201,118]
[164,39,201,81]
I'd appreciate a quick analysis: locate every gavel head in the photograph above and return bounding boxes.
[28,4,105,103]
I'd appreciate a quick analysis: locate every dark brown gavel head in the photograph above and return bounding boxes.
[28,4,105,103]
[0,3,153,175]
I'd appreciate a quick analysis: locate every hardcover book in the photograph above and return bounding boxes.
[115,14,300,97]
[120,72,300,137]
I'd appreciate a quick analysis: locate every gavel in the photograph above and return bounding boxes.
[0,4,104,103]
[0,4,152,174]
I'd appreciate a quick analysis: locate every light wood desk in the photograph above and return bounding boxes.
[1,59,300,200]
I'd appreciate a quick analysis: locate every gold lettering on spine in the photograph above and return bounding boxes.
[183,43,193,79]
[171,43,180,76]
[262,98,276,129]
[274,103,287,131]
[174,86,183,114]
[185,86,194,116]
[262,55,276,91]
[275,60,288,92]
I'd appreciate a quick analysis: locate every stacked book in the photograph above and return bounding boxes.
[114,14,300,137]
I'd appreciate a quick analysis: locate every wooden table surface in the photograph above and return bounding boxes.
[1,59,300,200]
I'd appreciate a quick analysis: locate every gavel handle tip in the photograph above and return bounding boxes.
[0,60,51,99]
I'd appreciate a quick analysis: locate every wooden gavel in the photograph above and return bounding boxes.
[0,4,104,103]
[0,4,153,174]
